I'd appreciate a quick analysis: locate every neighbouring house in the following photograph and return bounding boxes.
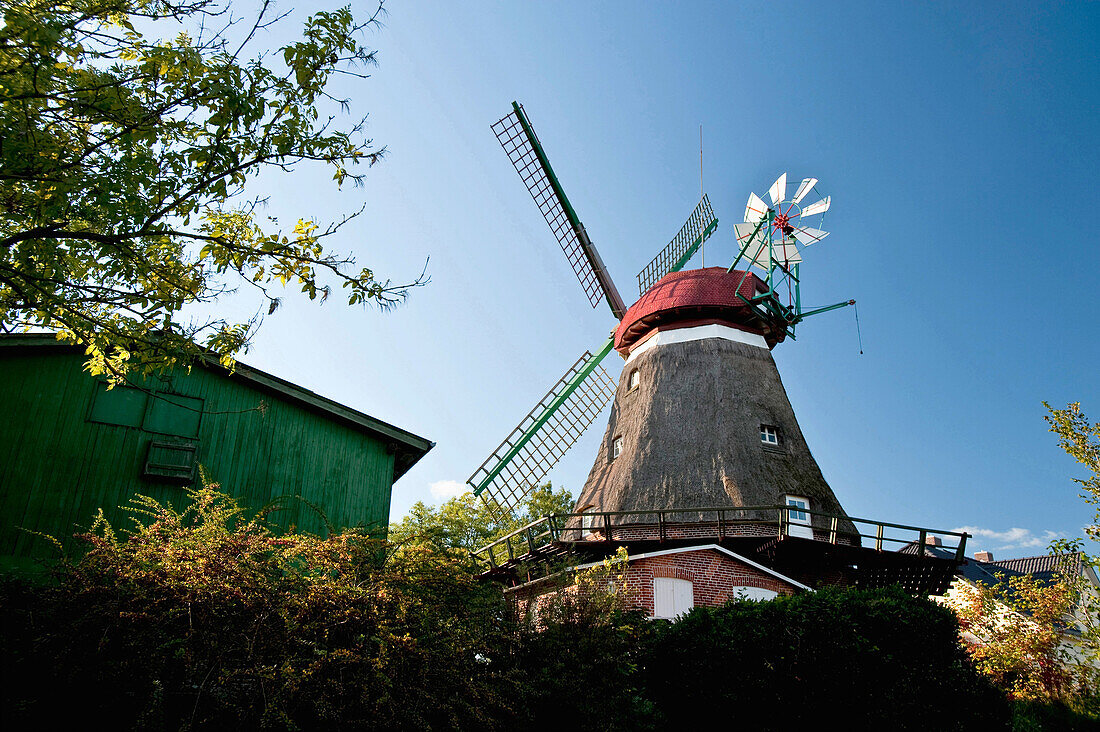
[0,333,433,571]
[917,540,1100,670]
[572,544,811,619]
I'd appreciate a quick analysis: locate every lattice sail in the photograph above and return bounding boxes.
[492,107,604,309]
[636,194,718,296]
[467,350,617,518]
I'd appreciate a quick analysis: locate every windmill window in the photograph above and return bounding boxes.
[612,436,623,459]
[760,425,781,446]
[628,369,640,391]
[785,496,810,523]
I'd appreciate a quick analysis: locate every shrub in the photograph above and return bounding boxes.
[3,484,1046,731]
[0,483,517,730]
[642,586,1009,731]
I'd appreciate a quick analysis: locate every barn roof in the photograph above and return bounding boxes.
[0,333,433,480]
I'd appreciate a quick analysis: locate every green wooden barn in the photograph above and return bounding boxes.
[0,334,433,571]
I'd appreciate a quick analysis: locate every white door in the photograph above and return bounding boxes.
[786,497,813,539]
[653,577,694,619]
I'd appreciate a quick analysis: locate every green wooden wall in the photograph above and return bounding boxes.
[0,350,399,566]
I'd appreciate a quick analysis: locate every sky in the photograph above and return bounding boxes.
[202,1,1099,557]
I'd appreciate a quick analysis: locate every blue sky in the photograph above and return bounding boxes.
[207,1,1099,557]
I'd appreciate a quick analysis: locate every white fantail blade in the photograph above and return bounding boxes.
[746,241,771,270]
[792,226,829,245]
[744,192,769,223]
[773,244,802,265]
[798,196,831,217]
[768,173,787,206]
[734,222,765,248]
[792,178,817,204]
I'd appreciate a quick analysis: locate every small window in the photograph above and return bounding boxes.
[733,587,779,602]
[143,393,204,438]
[87,382,203,438]
[88,383,148,428]
[143,440,199,482]
[786,496,810,523]
[653,577,694,619]
[612,436,623,459]
[760,425,780,445]
[628,369,640,391]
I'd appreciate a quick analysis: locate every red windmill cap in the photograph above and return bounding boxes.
[613,267,787,354]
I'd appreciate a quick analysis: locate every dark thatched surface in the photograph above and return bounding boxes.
[574,336,857,537]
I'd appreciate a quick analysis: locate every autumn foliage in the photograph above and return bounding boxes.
[953,571,1083,700]
[1,483,516,729]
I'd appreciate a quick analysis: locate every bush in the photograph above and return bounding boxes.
[508,550,656,731]
[3,485,1056,730]
[0,484,518,730]
[642,586,1009,731]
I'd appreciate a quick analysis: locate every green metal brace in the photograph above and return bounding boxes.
[726,208,853,336]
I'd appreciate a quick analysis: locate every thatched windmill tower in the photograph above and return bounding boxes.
[469,104,966,612]
[574,266,856,541]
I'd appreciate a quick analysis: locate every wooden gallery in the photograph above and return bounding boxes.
[0,333,433,572]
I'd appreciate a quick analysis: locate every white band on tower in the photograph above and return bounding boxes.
[625,323,768,365]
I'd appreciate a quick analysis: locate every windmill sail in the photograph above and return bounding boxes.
[792,226,829,245]
[492,102,627,319]
[733,222,766,249]
[635,194,718,296]
[767,173,787,207]
[467,342,617,517]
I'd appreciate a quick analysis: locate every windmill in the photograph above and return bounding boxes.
[469,127,970,603]
[469,102,852,521]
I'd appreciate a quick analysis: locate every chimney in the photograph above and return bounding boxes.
[924,536,942,547]
[974,551,994,562]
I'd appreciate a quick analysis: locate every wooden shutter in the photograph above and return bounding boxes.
[653,577,694,619]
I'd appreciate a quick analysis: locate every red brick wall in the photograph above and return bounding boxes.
[563,521,778,543]
[561,521,859,547]
[621,548,799,615]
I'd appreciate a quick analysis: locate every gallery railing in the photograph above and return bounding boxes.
[471,505,969,570]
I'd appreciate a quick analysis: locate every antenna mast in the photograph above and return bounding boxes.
[699,125,704,268]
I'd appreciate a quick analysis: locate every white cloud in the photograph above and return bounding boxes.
[952,526,1060,552]
[429,479,467,501]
